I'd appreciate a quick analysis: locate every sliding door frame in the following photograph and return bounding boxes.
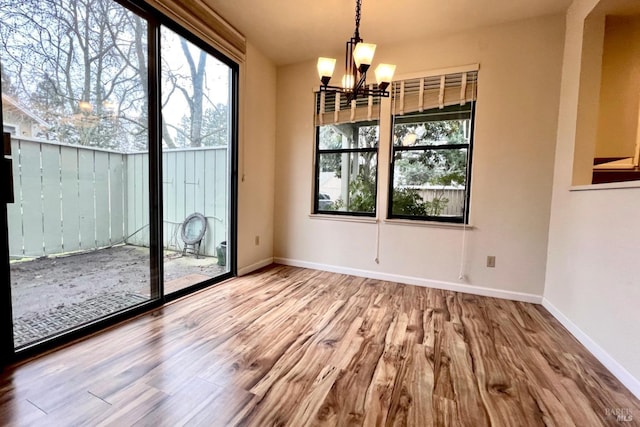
[155,16,239,302]
[0,105,14,367]
[0,0,238,364]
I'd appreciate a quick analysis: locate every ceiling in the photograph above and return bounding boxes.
[202,0,574,66]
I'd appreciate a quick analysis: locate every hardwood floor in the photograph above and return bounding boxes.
[0,265,638,426]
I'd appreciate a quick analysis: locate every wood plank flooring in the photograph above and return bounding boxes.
[0,265,638,426]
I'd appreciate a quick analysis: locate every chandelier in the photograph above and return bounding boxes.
[317,0,396,102]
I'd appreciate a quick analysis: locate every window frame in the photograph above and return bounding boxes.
[313,119,380,217]
[387,102,476,224]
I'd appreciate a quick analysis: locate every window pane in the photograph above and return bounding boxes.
[394,111,472,147]
[1,0,152,348]
[391,148,468,219]
[160,27,231,148]
[160,26,232,294]
[319,122,379,150]
[317,152,377,214]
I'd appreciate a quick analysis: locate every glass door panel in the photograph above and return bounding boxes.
[160,26,232,294]
[0,0,153,348]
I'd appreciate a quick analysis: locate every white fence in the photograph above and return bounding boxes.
[8,137,228,258]
[408,186,466,217]
[126,148,228,257]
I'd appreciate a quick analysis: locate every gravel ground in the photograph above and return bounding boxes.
[10,244,226,319]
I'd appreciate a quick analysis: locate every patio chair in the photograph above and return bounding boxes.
[181,212,207,259]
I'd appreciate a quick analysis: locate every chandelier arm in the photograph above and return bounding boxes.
[352,71,368,99]
[319,85,390,98]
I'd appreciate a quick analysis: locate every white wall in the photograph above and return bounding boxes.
[544,0,640,397]
[237,42,277,274]
[274,14,565,299]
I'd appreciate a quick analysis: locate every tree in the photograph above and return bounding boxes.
[0,0,149,149]
[160,27,230,148]
[179,39,207,148]
[318,122,378,213]
[1,0,232,151]
[0,63,18,96]
[391,117,470,216]
[201,104,229,146]
[394,119,466,186]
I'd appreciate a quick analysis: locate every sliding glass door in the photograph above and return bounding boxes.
[159,26,233,295]
[0,0,154,349]
[0,0,236,355]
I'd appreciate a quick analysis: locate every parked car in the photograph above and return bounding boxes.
[318,193,333,210]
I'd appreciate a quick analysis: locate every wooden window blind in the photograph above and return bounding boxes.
[314,88,382,126]
[144,0,246,63]
[392,67,478,116]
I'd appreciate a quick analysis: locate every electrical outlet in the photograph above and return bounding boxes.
[254,235,260,246]
[487,256,496,268]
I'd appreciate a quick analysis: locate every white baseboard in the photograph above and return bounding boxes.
[238,257,274,276]
[273,257,542,304]
[542,298,640,400]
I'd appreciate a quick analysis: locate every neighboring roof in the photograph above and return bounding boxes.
[2,93,49,127]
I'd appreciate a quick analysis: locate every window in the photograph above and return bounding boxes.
[388,70,477,223]
[2,124,16,135]
[313,91,380,216]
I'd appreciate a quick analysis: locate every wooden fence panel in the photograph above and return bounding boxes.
[416,188,466,216]
[193,149,208,252]
[126,152,149,247]
[19,141,44,257]
[214,149,227,253]
[164,150,181,251]
[126,154,135,245]
[161,151,173,250]
[78,150,95,250]
[174,150,186,232]
[184,150,196,217]
[109,153,126,244]
[60,146,81,253]
[141,153,150,246]
[193,149,206,216]
[94,151,111,247]
[202,150,217,256]
[41,144,63,255]
[163,151,175,225]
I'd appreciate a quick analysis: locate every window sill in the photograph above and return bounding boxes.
[308,214,378,224]
[384,218,474,229]
[570,180,640,192]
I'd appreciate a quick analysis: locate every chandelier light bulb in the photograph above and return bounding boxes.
[375,64,396,91]
[342,74,354,91]
[353,43,376,72]
[79,101,93,113]
[317,57,336,86]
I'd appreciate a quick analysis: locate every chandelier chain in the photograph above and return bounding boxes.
[354,0,362,38]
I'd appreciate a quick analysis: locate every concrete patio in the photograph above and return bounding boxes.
[10,244,226,347]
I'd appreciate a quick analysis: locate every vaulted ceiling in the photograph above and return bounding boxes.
[203,0,574,65]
